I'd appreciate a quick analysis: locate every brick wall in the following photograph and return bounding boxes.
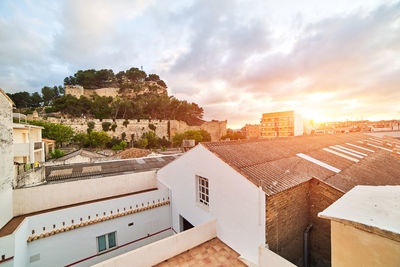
[265,181,310,266]
[309,179,344,267]
[265,178,344,267]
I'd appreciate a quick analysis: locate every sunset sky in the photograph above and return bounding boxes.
[1,0,399,128]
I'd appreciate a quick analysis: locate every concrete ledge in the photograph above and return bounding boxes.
[93,220,217,267]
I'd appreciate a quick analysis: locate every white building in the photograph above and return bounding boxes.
[13,124,45,164]
[0,155,177,266]
[0,89,15,232]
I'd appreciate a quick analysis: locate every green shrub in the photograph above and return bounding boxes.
[50,149,66,159]
[111,123,117,132]
[102,121,112,131]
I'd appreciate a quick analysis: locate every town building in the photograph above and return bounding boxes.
[0,154,179,266]
[156,133,400,266]
[13,124,45,164]
[260,111,303,138]
[241,124,260,139]
[319,185,400,267]
[0,89,15,232]
[2,86,400,266]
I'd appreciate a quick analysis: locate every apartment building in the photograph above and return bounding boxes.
[241,124,260,139]
[13,124,45,164]
[260,110,303,138]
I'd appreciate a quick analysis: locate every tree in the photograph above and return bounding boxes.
[87,121,95,134]
[41,86,57,106]
[30,92,42,107]
[28,120,74,147]
[87,131,111,148]
[102,122,112,131]
[221,129,245,140]
[172,130,211,147]
[145,74,160,81]
[148,123,156,131]
[92,96,112,119]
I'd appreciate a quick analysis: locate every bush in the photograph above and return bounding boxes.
[111,123,117,132]
[121,132,126,140]
[50,149,65,159]
[135,138,148,148]
[102,121,112,131]
[172,130,211,147]
[87,121,95,134]
[148,123,156,131]
[123,120,129,128]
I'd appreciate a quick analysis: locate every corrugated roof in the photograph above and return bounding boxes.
[46,155,179,183]
[202,133,400,195]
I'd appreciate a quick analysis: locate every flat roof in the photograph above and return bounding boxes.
[319,185,400,239]
[13,123,44,129]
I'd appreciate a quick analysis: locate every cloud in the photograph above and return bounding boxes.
[0,0,399,127]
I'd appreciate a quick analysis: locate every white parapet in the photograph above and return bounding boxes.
[93,219,217,267]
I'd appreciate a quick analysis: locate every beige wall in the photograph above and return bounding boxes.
[331,221,400,267]
[93,220,217,267]
[13,170,157,216]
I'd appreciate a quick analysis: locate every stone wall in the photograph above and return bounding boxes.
[309,178,344,267]
[46,117,170,141]
[43,117,227,142]
[265,178,344,267]
[265,181,310,266]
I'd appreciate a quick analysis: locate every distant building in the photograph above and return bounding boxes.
[260,111,303,138]
[13,123,45,164]
[241,124,260,139]
[320,185,400,267]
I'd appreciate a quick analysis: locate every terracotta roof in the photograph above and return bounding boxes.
[42,138,56,143]
[155,238,246,266]
[202,133,400,195]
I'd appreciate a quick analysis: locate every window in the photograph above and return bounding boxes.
[197,176,209,206]
[97,232,116,253]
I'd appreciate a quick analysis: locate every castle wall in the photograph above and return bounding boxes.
[83,87,120,98]
[46,117,170,142]
[43,117,226,142]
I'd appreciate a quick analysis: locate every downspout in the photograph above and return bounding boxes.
[303,224,313,267]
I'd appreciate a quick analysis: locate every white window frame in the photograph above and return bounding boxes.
[196,175,209,207]
[96,231,117,253]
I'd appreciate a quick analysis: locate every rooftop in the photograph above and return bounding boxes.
[319,185,400,241]
[202,133,400,195]
[154,238,246,267]
[45,154,180,183]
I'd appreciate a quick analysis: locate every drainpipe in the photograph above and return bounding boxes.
[303,224,313,267]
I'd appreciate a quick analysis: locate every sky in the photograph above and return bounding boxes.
[0,0,399,128]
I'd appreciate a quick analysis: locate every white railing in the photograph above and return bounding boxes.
[93,220,217,267]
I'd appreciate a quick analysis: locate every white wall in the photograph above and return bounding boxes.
[94,220,216,267]
[13,170,158,216]
[4,188,172,267]
[0,92,14,229]
[157,144,265,264]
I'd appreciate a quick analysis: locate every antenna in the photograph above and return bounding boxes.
[141,66,143,71]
